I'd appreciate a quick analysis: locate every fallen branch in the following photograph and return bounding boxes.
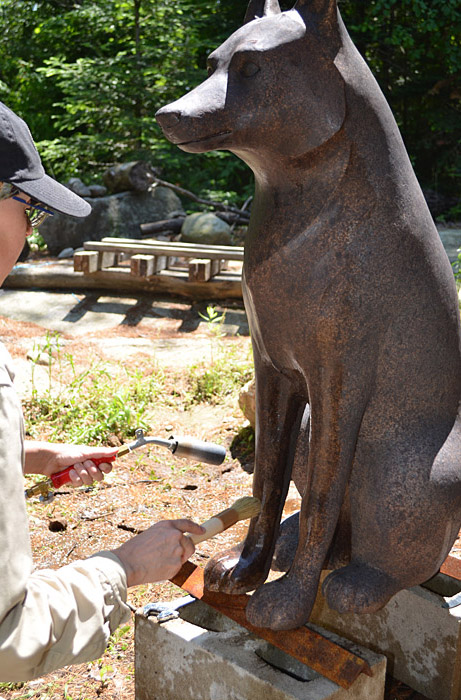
[152,176,251,220]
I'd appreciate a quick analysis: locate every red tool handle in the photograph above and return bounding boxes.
[50,454,117,488]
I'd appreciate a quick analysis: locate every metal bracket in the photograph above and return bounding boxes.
[143,595,196,623]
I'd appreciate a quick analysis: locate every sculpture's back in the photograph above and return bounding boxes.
[156,0,461,631]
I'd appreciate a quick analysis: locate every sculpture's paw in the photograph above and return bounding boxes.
[323,563,398,614]
[272,512,299,572]
[246,574,317,630]
[204,543,268,594]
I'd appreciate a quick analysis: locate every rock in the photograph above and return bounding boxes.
[57,247,74,259]
[40,186,183,255]
[66,178,92,197]
[238,379,256,428]
[180,212,233,246]
[88,184,107,197]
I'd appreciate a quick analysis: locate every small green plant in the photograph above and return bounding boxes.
[187,343,253,405]
[199,304,226,363]
[107,624,131,655]
[29,331,62,399]
[24,349,166,444]
[230,424,255,464]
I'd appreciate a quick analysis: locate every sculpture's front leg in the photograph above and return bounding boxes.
[204,356,305,594]
[245,353,373,630]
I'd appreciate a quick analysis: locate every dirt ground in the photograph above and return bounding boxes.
[0,299,457,700]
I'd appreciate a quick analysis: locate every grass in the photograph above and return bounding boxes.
[22,320,254,446]
[186,305,253,405]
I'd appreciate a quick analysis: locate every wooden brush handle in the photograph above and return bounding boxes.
[189,507,238,544]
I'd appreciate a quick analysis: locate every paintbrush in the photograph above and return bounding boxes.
[189,496,261,544]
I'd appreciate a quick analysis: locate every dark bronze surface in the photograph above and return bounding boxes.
[170,561,372,689]
[158,0,461,630]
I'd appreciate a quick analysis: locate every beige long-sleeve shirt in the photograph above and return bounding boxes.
[0,343,131,681]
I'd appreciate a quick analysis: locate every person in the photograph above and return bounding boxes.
[0,101,204,681]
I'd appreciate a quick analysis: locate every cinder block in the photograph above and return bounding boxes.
[310,572,461,700]
[135,600,386,700]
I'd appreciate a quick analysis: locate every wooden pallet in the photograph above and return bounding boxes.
[74,237,244,283]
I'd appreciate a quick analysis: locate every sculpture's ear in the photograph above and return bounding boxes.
[293,0,338,30]
[244,0,282,24]
[293,0,340,51]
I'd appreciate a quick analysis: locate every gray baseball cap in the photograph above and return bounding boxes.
[0,101,91,217]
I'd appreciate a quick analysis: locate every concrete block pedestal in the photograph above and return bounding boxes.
[310,572,461,700]
[135,599,386,700]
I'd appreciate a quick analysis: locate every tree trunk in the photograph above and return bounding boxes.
[103,161,155,193]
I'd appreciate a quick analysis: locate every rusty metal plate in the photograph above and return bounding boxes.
[171,562,372,690]
[440,555,461,581]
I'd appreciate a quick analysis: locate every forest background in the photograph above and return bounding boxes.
[1,0,460,218]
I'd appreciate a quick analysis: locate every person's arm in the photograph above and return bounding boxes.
[0,518,204,682]
[24,440,117,486]
[0,350,204,681]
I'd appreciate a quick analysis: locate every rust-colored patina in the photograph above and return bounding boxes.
[157,0,461,631]
[171,561,372,689]
[440,555,461,582]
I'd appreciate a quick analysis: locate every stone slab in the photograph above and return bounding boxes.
[135,599,386,700]
[310,572,461,700]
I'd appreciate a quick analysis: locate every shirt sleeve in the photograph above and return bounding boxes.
[0,552,131,681]
[0,343,131,681]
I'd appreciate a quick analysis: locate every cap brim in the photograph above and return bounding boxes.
[16,174,91,218]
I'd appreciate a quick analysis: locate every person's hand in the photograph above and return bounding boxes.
[112,519,206,586]
[24,440,117,486]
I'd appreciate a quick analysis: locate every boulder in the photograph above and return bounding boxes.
[40,186,184,255]
[88,184,107,197]
[180,212,232,246]
[66,178,92,197]
[238,379,256,428]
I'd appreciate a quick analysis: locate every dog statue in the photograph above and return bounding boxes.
[156,0,461,631]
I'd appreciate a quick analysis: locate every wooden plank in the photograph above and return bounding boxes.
[101,236,244,256]
[84,239,244,261]
[189,258,212,282]
[74,251,99,274]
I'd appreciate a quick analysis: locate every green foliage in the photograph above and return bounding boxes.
[230,424,255,465]
[187,350,253,405]
[187,307,253,404]
[24,333,165,443]
[0,0,459,205]
[339,0,461,196]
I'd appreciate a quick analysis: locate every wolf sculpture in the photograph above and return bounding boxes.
[156,0,461,631]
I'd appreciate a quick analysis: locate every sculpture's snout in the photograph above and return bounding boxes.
[155,108,182,131]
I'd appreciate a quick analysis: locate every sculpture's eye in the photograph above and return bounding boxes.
[207,65,214,77]
[241,61,260,78]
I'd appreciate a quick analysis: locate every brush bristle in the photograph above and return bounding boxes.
[232,496,261,520]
